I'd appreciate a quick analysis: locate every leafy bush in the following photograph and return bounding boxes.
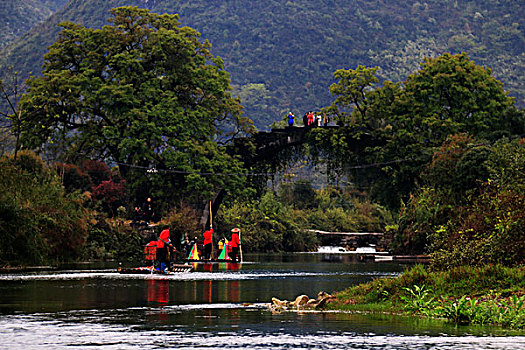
[394,136,525,265]
[400,285,436,314]
[429,182,524,269]
[55,162,92,193]
[92,179,127,215]
[0,152,89,265]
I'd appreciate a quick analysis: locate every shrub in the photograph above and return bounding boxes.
[429,182,524,269]
[0,154,89,265]
[55,162,92,193]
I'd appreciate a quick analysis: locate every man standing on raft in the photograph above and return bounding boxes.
[229,228,241,262]
[157,229,173,272]
[203,226,213,260]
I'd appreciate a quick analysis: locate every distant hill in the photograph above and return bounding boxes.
[1,0,523,130]
[0,0,68,49]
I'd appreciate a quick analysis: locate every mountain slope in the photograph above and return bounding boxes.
[0,0,68,49]
[1,0,523,129]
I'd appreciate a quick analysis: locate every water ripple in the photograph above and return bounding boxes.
[0,270,399,282]
[1,313,524,350]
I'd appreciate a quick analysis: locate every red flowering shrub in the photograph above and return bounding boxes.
[92,179,127,214]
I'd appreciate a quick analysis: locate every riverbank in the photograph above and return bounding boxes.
[327,264,525,330]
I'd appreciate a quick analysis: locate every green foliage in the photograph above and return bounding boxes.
[418,293,525,328]
[0,151,89,265]
[400,285,436,314]
[337,265,431,305]
[234,83,275,129]
[325,65,379,125]
[403,53,516,137]
[277,182,393,233]
[394,136,524,262]
[217,191,311,253]
[423,134,491,202]
[335,265,525,328]
[217,181,392,252]
[216,185,391,253]
[436,295,480,324]
[318,53,523,211]
[18,6,253,209]
[429,181,524,269]
[486,138,525,194]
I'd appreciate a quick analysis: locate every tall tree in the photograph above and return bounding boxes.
[399,53,521,141]
[324,65,379,126]
[317,53,523,209]
[19,6,254,206]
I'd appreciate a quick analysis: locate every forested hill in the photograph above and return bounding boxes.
[0,0,68,49]
[1,0,523,129]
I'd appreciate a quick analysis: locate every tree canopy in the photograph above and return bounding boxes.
[19,6,254,205]
[316,53,524,209]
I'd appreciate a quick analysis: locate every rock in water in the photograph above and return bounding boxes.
[292,295,310,307]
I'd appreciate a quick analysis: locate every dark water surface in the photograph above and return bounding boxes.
[0,253,523,349]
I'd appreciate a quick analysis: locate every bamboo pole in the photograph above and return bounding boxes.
[209,200,214,259]
[239,228,243,263]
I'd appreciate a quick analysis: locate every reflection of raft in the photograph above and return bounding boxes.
[117,264,193,274]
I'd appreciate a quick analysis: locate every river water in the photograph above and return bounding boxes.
[0,253,523,349]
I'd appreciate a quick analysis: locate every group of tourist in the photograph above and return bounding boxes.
[200,227,241,262]
[287,111,330,127]
[183,227,242,262]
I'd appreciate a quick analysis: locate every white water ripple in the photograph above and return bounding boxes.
[0,270,399,281]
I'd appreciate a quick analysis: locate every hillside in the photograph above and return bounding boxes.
[1,0,523,130]
[0,0,68,49]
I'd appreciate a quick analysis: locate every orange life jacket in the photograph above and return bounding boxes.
[144,241,157,261]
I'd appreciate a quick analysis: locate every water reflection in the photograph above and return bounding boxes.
[1,307,523,349]
[0,254,523,349]
[147,279,169,305]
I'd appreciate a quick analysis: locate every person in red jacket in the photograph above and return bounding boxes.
[203,227,213,260]
[229,228,241,262]
[157,229,172,272]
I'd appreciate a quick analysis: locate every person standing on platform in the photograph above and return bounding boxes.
[229,228,241,262]
[307,111,314,126]
[203,226,213,260]
[287,112,294,127]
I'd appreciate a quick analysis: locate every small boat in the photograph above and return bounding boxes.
[118,264,193,274]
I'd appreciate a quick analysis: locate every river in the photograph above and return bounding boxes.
[0,253,523,349]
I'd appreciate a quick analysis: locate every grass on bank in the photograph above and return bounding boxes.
[329,264,525,329]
